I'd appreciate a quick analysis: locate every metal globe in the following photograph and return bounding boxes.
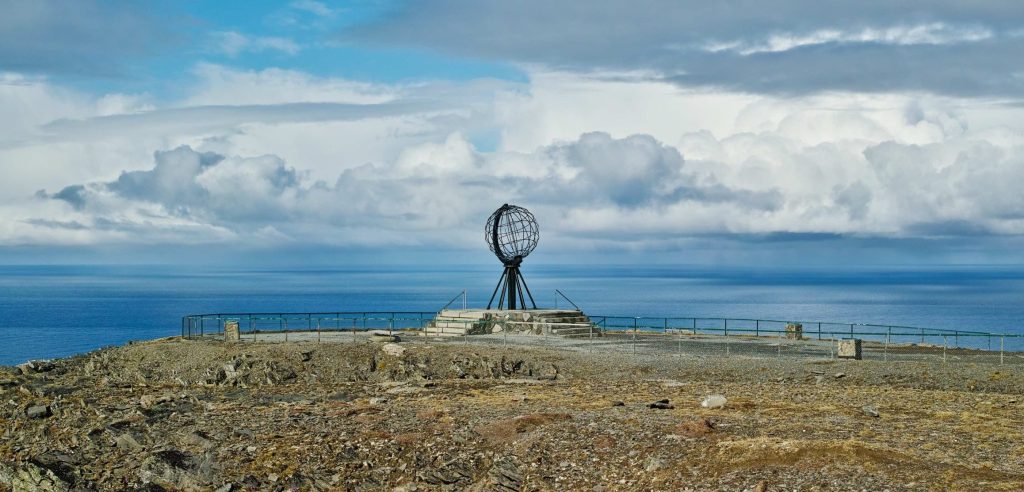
[485,204,539,265]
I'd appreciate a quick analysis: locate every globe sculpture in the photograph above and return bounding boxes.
[485,204,539,310]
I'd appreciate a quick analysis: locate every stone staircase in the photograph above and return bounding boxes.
[422,309,597,338]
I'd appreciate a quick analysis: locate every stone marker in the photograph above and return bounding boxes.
[224,321,240,342]
[785,323,803,340]
[838,338,862,360]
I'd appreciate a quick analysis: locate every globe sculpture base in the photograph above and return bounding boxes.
[487,258,537,310]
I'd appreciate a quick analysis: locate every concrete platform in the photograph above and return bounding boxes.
[424,309,597,337]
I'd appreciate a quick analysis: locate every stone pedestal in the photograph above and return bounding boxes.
[785,323,803,340]
[838,338,862,360]
[224,320,240,342]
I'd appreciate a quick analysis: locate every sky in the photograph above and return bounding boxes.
[3,0,1024,267]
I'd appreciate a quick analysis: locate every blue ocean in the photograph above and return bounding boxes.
[2,264,1024,365]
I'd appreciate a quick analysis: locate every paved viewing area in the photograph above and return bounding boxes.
[197,329,1022,366]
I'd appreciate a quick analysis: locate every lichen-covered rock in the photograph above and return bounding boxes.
[0,461,70,492]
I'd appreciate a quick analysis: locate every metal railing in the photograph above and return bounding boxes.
[181,311,1023,363]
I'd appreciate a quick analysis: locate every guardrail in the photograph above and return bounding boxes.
[181,311,1023,353]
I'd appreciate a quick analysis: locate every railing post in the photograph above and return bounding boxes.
[1001,337,1005,365]
[755,319,759,337]
[885,327,890,362]
[724,318,728,337]
[626,319,634,352]
[954,331,958,348]
[920,328,925,344]
[317,319,321,343]
[943,335,947,363]
[284,318,288,342]
[589,322,594,353]
[818,322,822,341]
[850,323,854,338]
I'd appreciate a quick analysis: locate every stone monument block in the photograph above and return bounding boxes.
[224,320,240,342]
[838,338,862,360]
[785,323,803,340]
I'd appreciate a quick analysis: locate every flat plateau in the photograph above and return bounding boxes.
[2,338,1023,491]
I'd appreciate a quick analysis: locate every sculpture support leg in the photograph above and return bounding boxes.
[507,266,518,310]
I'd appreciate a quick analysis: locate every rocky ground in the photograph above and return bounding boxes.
[2,337,1023,491]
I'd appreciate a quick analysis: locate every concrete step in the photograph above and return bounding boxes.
[421,331,465,338]
[431,320,479,328]
[535,316,590,324]
[551,325,599,336]
[423,325,469,335]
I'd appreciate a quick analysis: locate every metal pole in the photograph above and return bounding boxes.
[850,323,854,337]
[633,318,637,356]
[284,318,288,342]
[943,336,947,363]
[1000,337,1005,365]
[677,325,681,355]
[818,322,822,341]
[885,328,890,362]
[352,318,356,342]
[724,318,728,337]
[755,320,759,337]
[920,328,925,344]
[317,319,321,344]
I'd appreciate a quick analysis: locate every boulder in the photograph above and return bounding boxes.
[17,360,55,375]
[701,395,728,409]
[25,404,51,419]
[381,343,405,357]
[0,461,70,492]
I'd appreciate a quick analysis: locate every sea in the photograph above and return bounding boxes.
[2,264,1024,365]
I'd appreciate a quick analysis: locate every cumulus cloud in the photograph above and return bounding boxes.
[347,0,1024,97]
[23,113,1024,250]
[26,132,783,246]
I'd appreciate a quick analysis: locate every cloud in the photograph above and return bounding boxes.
[702,22,994,55]
[30,100,449,144]
[347,0,1024,97]
[26,132,782,246]
[212,31,301,57]
[0,0,169,76]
